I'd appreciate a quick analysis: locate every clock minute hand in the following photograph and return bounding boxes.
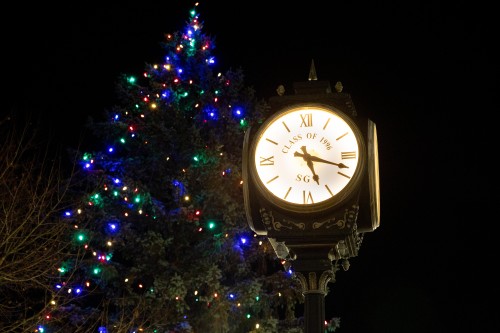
[308,156,349,169]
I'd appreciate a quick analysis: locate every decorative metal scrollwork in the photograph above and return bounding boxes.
[259,208,306,231]
[311,204,359,230]
[258,205,360,232]
[312,218,344,230]
[293,264,339,294]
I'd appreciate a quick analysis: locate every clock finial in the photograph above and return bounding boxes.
[308,59,318,81]
[276,85,285,96]
[334,81,343,93]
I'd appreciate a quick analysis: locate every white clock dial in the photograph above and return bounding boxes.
[252,105,362,206]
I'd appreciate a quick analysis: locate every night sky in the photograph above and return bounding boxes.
[4,2,497,332]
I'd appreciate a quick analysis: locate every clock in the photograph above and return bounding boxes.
[247,103,366,216]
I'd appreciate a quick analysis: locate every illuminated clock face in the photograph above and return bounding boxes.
[251,105,363,208]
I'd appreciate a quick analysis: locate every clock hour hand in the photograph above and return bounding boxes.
[294,146,320,185]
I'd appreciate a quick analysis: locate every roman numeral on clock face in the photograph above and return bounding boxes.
[303,191,314,204]
[341,151,356,159]
[300,113,312,127]
[259,156,274,166]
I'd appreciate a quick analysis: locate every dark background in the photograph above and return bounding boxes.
[4,1,497,332]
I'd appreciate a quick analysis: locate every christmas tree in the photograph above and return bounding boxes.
[38,3,320,333]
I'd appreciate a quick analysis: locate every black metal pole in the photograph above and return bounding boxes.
[289,252,337,333]
[304,290,326,333]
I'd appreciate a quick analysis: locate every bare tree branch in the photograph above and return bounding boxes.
[0,115,83,332]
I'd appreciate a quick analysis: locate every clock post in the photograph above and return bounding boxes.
[243,62,380,333]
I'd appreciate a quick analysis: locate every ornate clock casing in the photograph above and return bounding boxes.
[243,102,370,239]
